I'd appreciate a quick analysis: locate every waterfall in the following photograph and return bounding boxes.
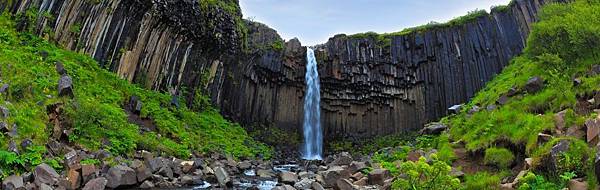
[302,48,323,160]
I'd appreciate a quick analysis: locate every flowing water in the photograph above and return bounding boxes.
[302,48,323,160]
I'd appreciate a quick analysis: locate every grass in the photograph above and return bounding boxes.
[484,147,515,168]
[0,12,272,168]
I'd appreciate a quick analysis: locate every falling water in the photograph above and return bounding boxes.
[302,48,323,160]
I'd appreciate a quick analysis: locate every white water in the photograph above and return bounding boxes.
[302,48,323,160]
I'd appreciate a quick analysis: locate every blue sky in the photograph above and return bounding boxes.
[240,0,511,45]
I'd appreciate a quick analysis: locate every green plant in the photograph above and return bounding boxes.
[463,172,502,190]
[393,154,461,190]
[484,147,515,168]
[80,158,101,166]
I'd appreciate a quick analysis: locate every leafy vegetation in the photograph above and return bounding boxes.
[484,147,515,168]
[0,13,272,163]
[463,172,504,190]
[393,155,461,190]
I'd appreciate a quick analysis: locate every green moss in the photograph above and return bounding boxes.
[484,147,515,168]
[0,14,272,161]
[463,172,506,190]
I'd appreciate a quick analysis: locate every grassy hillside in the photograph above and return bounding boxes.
[0,13,271,176]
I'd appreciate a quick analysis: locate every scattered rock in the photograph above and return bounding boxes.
[57,75,73,97]
[368,169,390,186]
[349,161,367,174]
[81,177,107,190]
[497,95,510,105]
[351,172,365,181]
[105,165,137,188]
[80,164,97,184]
[257,169,275,178]
[0,106,9,118]
[55,61,67,75]
[448,104,462,114]
[0,84,8,94]
[139,180,155,189]
[39,183,53,190]
[63,169,81,190]
[574,78,583,86]
[525,158,534,170]
[420,123,448,135]
[293,178,314,189]
[337,178,356,190]
[486,104,497,111]
[238,160,252,170]
[34,163,60,186]
[2,175,24,190]
[319,166,351,188]
[537,133,553,145]
[8,140,18,154]
[586,119,600,145]
[353,178,368,186]
[311,181,325,190]
[524,76,544,93]
[20,139,32,150]
[273,184,296,190]
[181,161,196,173]
[214,167,231,187]
[128,96,143,114]
[131,160,152,182]
[64,150,81,170]
[279,171,298,184]
[468,105,481,114]
[331,152,353,166]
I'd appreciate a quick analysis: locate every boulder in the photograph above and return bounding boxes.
[34,163,60,186]
[81,177,107,190]
[180,161,196,174]
[20,139,32,150]
[497,95,510,105]
[55,61,67,75]
[293,178,314,189]
[214,167,232,187]
[64,150,81,170]
[64,169,81,190]
[273,185,296,190]
[368,169,391,186]
[105,165,137,188]
[8,140,18,154]
[351,172,364,181]
[353,178,368,186]
[448,105,462,114]
[80,165,96,184]
[319,166,351,188]
[147,157,165,172]
[128,96,143,114]
[486,104,497,111]
[2,175,24,190]
[331,152,353,166]
[420,123,448,135]
[279,171,298,184]
[238,160,252,170]
[568,179,588,190]
[158,165,174,179]
[131,160,152,182]
[524,76,544,93]
[39,183,53,190]
[57,75,74,97]
[257,169,275,178]
[337,179,356,190]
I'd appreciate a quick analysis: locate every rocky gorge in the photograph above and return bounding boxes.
[0,0,567,140]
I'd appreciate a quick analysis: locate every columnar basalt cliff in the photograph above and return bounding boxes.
[0,0,568,140]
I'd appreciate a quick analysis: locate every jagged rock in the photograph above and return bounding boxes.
[147,157,165,172]
[105,165,137,188]
[348,161,367,174]
[353,178,368,186]
[63,169,81,190]
[468,105,481,114]
[7,124,17,138]
[80,164,97,184]
[337,178,356,190]
[497,95,510,105]
[39,183,53,190]
[8,140,18,154]
[238,160,252,170]
[24,182,35,190]
[319,166,351,188]
[420,123,447,135]
[131,160,152,182]
[170,95,180,108]
[0,122,8,133]
[450,168,465,178]
[214,167,231,187]
[331,152,353,166]
[368,169,390,186]
[351,172,365,181]
[524,76,544,93]
[311,181,325,190]
[180,161,195,173]
[158,165,174,179]
[128,96,143,114]
[574,78,583,86]
[55,62,67,75]
[2,175,24,190]
[64,150,81,170]
[279,171,298,184]
[273,184,296,190]
[257,169,275,178]
[81,177,107,190]
[139,180,155,189]
[22,173,32,183]
[525,158,534,170]
[34,163,60,186]
[448,105,462,114]
[537,133,553,145]
[57,75,73,97]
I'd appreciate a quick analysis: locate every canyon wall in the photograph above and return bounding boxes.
[0,0,567,140]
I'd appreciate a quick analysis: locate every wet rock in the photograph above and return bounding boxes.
[238,160,252,170]
[214,167,231,187]
[319,166,351,188]
[368,169,390,186]
[2,175,24,190]
[81,177,107,190]
[279,171,298,184]
[524,76,544,93]
[337,178,356,190]
[448,105,462,114]
[257,169,275,178]
[55,62,67,75]
[139,180,155,189]
[58,75,74,98]
[420,123,447,135]
[105,165,137,188]
[34,163,60,186]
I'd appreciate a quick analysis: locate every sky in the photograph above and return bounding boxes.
[239,0,511,45]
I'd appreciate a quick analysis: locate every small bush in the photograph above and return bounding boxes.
[393,154,461,190]
[464,172,502,190]
[484,147,515,168]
